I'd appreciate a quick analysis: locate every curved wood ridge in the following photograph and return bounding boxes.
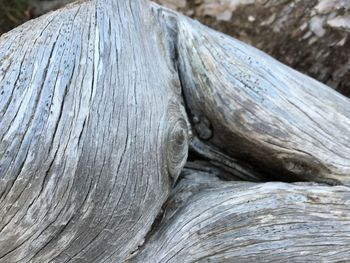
[133,169,350,262]
[0,1,188,261]
[156,6,350,185]
[155,0,350,97]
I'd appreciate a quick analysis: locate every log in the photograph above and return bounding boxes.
[0,0,350,262]
[18,0,350,98]
[156,5,350,185]
[133,167,350,262]
[3,0,350,95]
[155,0,350,97]
[0,1,189,261]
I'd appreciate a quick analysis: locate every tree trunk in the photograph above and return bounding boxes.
[155,0,350,97]
[0,0,349,262]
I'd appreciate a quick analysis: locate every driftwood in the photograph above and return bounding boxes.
[0,0,349,262]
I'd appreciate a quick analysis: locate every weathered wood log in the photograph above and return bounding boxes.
[0,1,189,261]
[155,0,350,97]
[3,1,350,96]
[133,167,350,262]
[156,5,350,185]
[0,0,350,262]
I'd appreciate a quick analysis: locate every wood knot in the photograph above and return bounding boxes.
[193,115,213,141]
[166,101,189,181]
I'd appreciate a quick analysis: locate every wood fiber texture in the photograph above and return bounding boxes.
[133,169,350,263]
[0,0,350,262]
[157,6,350,185]
[155,0,350,97]
[0,1,188,261]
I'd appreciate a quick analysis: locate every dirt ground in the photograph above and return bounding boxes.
[0,0,32,35]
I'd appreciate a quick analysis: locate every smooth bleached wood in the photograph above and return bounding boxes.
[133,169,350,262]
[0,1,188,262]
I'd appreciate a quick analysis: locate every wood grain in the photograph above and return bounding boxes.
[1,0,350,262]
[153,5,350,185]
[133,168,350,262]
[155,0,350,97]
[0,1,188,261]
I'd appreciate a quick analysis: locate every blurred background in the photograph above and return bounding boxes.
[0,0,349,97]
[0,0,31,34]
[0,0,72,34]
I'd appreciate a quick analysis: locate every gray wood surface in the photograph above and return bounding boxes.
[0,0,349,262]
[162,5,350,185]
[0,1,188,261]
[133,168,350,262]
[155,0,350,97]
